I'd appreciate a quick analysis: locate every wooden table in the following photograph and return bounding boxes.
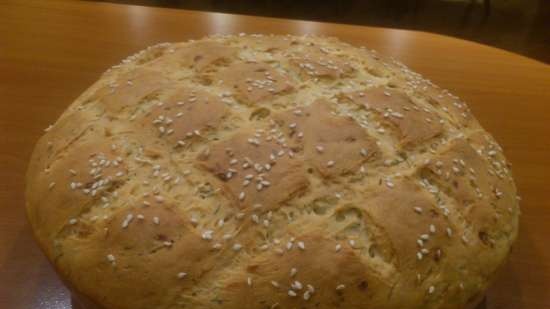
[1,1,549,308]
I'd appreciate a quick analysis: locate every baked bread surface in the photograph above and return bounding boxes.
[26,34,519,309]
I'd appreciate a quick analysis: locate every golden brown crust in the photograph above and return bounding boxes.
[139,87,228,145]
[289,49,356,80]
[197,128,310,211]
[340,87,444,147]
[89,68,172,115]
[150,41,238,72]
[273,99,380,177]
[26,34,519,309]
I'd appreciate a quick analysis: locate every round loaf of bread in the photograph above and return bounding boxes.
[26,34,519,309]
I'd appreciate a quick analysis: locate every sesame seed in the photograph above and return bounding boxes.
[271,280,280,288]
[69,218,78,225]
[286,241,293,250]
[288,290,297,297]
[417,252,423,260]
[414,207,423,214]
[429,224,436,233]
[48,182,56,190]
[247,138,260,146]
[327,160,335,167]
[202,230,213,240]
[420,234,430,240]
[391,112,404,118]
[335,243,342,252]
[297,241,305,250]
[290,268,298,277]
[303,291,311,300]
[177,272,187,279]
[292,281,303,290]
[212,243,222,250]
[428,286,435,294]
[336,284,346,290]
[348,239,356,248]
[153,217,160,225]
[233,243,242,251]
[247,277,252,286]
[106,254,116,263]
[121,214,134,229]
[315,145,324,153]
[239,191,246,201]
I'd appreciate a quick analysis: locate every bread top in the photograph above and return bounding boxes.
[26,34,519,309]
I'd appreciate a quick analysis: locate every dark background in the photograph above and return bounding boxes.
[89,0,550,63]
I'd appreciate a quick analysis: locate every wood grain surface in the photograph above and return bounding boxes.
[1,1,549,309]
